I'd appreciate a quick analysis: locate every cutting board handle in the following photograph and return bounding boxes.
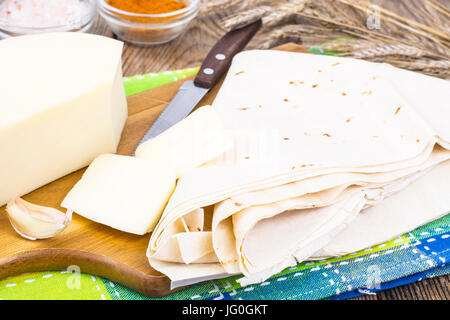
[193,19,262,89]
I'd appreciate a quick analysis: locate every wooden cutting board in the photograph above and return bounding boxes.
[0,43,309,297]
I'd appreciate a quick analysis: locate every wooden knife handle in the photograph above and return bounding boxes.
[193,19,262,89]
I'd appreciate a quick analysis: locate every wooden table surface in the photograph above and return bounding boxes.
[88,5,449,300]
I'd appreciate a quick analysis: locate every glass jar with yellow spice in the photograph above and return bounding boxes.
[97,0,200,46]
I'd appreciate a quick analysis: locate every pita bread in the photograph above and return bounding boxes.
[147,50,450,288]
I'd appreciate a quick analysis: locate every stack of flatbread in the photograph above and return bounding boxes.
[147,50,450,288]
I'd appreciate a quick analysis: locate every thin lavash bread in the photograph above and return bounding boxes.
[147,50,450,288]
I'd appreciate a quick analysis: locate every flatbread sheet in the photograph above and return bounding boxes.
[147,50,450,288]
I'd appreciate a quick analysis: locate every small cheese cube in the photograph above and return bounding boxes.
[61,154,176,235]
[135,106,233,178]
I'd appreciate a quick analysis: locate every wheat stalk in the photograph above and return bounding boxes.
[214,0,449,78]
[222,1,308,31]
[222,6,272,31]
[350,44,427,58]
[337,0,450,41]
[426,0,450,18]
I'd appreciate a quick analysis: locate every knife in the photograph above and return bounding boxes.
[135,19,262,150]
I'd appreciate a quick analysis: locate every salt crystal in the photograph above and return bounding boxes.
[0,0,91,28]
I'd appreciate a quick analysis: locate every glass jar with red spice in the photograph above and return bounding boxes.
[97,0,200,46]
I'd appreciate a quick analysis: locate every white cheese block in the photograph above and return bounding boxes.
[61,154,177,235]
[135,105,233,178]
[0,33,128,206]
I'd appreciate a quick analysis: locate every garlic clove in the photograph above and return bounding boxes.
[5,197,72,240]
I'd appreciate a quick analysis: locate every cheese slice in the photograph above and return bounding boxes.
[135,105,233,178]
[0,32,128,206]
[61,154,177,235]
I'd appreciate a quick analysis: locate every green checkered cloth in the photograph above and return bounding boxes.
[0,50,448,300]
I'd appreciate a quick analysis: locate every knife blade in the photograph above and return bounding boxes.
[135,19,262,150]
[137,80,208,142]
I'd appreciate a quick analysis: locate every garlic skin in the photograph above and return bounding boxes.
[5,197,72,240]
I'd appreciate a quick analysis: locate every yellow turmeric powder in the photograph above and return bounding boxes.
[108,0,187,15]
